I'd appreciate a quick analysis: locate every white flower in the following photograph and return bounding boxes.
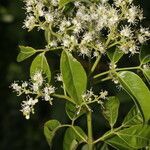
[49,40,58,47]
[101,0,108,4]
[22,82,28,88]
[23,15,36,31]
[45,12,54,23]
[82,32,93,44]
[138,27,150,43]
[32,71,43,86]
[82,89,95,102]
[51,0,58,6]
[55,74,62,82]
[59,20,71,32]
[11,82,22,95]
[36,2,44,17]
[44,85,55,95]
[32,83,39,92]
[120,26,132,38]
[129,42,138,54]
[20,97,38,119]
[79,45,91,57]
[96,43,105,54]
[72,19,82,33]
[99,90,108,99]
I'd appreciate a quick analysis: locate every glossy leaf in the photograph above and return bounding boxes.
[65,101,85,120]
[17,46,36,62]
[122,106,143,127]
[100,143,109,150]
[102,96,120,128]
[107,47,124,63]
[142,68,150,84]
[63,126,87,150]
[30,53,51,82]
[44,120,61,146]
[117,71,150,122]
[106,125,150,150]
[81,144,88,150]
[59,0,73,8]
[61,50,87,104]
[140,44,150,64]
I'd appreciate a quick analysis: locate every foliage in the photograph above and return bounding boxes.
[10,0,150,150]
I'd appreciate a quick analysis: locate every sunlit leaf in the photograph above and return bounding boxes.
[65,101,85,121]
[140,45,150,64]
[61,50,87,104]
[117,71,150,123]
[63,126,87,150]
[107,47,124,63]
[106,125,150,150]
[100,143,109,150]
[44,120,61,147]
[142,68,150,84]
[30,53,51,82]
[59,0,73,8]
[122,106,143,127]
[17,46,36,62]
[102,96,120,128]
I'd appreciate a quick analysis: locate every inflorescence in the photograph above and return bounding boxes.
[23,0,150,56]
[11,71,55,119]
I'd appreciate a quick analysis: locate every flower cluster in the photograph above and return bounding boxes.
[11,71,55,119]
[82,88,108,106]
[23,0,150,56]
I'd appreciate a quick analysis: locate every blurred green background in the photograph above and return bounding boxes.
[0,0,149,150]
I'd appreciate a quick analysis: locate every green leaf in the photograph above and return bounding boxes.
[44,120,61,146]
[140,45,150,64]
[66,101,85,121]
[81,144,88,150]
[17,46,36,62]
[107,47,124,63]
[102,96,120,128]
[30,53,51,82]
[142,68,150,84]
[59,0,73,8]
[61,50,87,104]
[100,143,109,150]
[106,125,150,150]
[122,106,143,127]
[63,126,87,150]
[117,71,150,123]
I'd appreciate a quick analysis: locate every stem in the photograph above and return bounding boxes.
[94,66,140,79]
[87,111,93,150]
[93,125,124,144]
[90,54,101,75]
[94,70,110,79]
[52,94,75,104]
[116,66,140,71]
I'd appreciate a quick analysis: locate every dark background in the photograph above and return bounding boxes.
[0,0,150,150]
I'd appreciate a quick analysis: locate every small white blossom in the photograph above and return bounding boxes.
[11,82,22,95]
[51,0,58,6]
[32,71,43,86]
[32,83,39,92]
[44,85,55,95]
[99,90,108,99]
[55,74,62,82]
[20,97,38,119]
[82,89,96,102]
[22,82,28,88]
[120,26,133,38]
[23,15,36,31]
[45,12,54,23]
